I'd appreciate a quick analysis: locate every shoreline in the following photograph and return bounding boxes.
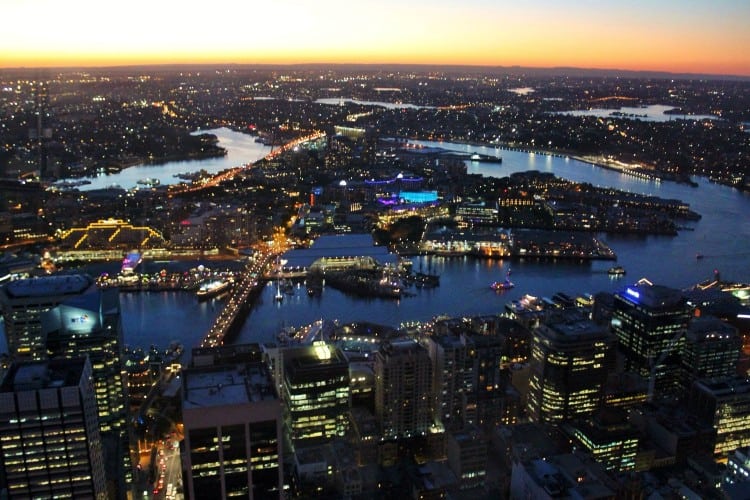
[407,136,700,187]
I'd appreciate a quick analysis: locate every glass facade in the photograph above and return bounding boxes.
[0,358,107,499]
[189,427,221,498]
[0,274,94,360]
[527,320,614,423]
[182,359,282,499]
[690,378,750,458]
[612,284,691,401]
[249,421,281,498]
[283,344,350,447]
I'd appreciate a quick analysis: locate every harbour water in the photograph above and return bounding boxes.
[555,104,718,122]
[314,97,433,110]
[5,129,748,352]
[75,128,273,191]
[236,138,750,346]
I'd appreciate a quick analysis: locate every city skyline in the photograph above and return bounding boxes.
[2,0,750,77]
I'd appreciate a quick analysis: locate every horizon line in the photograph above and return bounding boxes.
[1,62,749,81]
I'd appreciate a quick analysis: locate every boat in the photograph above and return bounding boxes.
[196,279,231,300]
[121,251,143,274]
[608,265,626,276]
[136,177,160,187]
[412,271,440,288]
[696,253,704,260]
[491,269,514,291]
[552,292,575,308]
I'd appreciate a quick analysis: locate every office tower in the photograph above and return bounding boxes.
[182,359,283,499]
[282,342,349,448]
[40,287,129,497]
[41,288,126,433]
[689,377,750,459]
[0,274,95,360]
[375,338,433,439]
[725,446,750,485]
[562,408,639,472]
[446,426,488,490]
[681,316,741,390]
[0,357,107,499]
[611,281,691,401]
[527,318,614,423]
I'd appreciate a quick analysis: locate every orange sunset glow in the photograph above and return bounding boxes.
[2,0,749,76]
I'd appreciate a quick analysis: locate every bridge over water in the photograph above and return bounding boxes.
[200,252,276,348]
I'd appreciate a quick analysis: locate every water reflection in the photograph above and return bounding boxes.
[74,128,272,191]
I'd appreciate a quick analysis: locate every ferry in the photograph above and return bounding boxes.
[608,265,626,276]
[196,279,231,300]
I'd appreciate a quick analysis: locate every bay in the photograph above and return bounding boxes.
[5,130,748,353]
[74,127,273,191]
[231,139,750,347]
[555,104,718,122]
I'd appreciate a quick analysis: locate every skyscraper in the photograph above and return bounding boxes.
[681,316,741,390]
[40,287,129,497]
[375,338,434,439]
[427,331,518,431]
[611,280,691,401]
[527,317,614,423]
[0,357,107,499]
[282,341,350,449]
[689,377,750,458]
[0,274,95,360]
[182,358,283,499]
[427,333,471,431]
[41,287,126,433]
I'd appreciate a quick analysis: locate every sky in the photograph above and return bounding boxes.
[2,0,749,76]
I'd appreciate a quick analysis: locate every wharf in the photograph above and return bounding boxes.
[419,229,616,261]
[324,269,402,299]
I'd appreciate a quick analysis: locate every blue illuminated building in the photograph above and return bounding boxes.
[611,280,692,401]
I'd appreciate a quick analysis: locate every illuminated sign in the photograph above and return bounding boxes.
[70,314,89,324]
[625,288,640,300]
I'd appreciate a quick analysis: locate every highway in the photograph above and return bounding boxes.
[168,131,325,197]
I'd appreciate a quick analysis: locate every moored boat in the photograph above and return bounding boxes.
[196,279,231,300]
[136,177,161,187]
[608,265,626,276]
